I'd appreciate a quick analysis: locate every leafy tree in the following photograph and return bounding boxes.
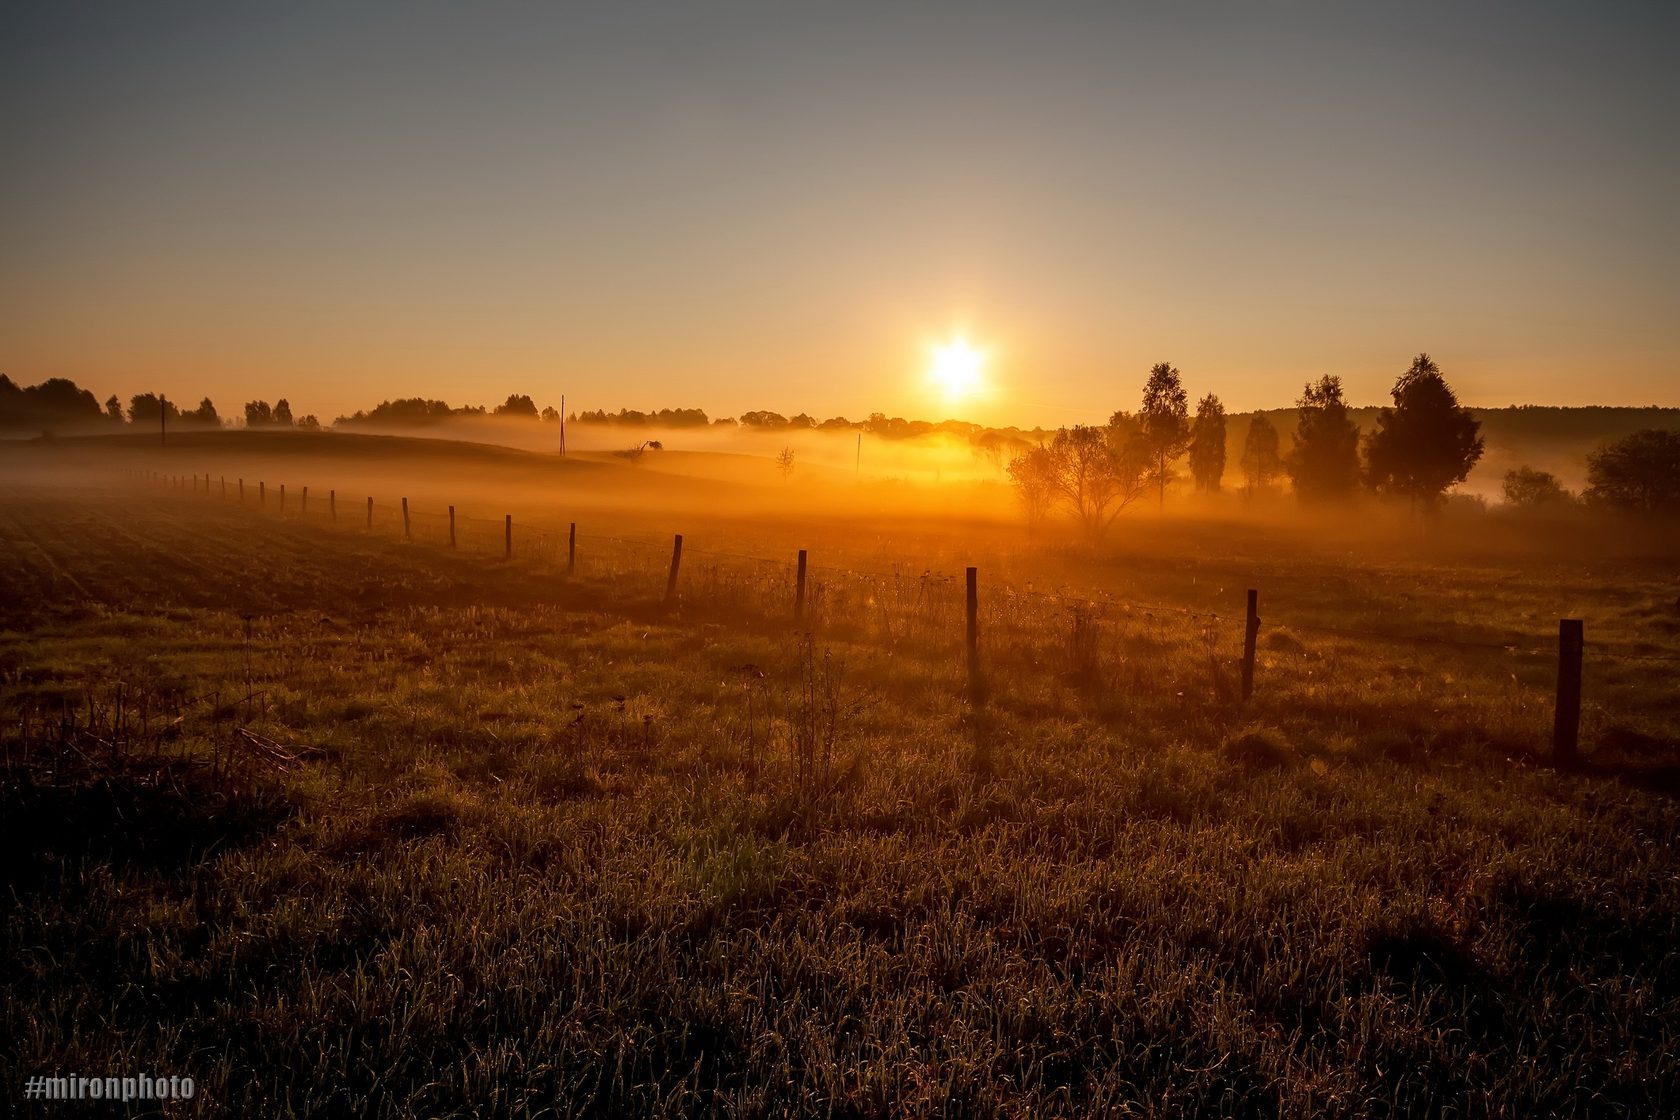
[776,446,796,481]
[104,394,124,422]
[1139,362,1189,506]
[1006,419,1149,541]
[1584,430,1680,515]
[1188,393,1227,492]
[297,414,322,431]
[244,400,273,427]
[739,411,790,429]
[0,375,106,431]
[273,399,294,426]
[185,397,220,426]
[129,393,181,426]
[1284,376,1361,502]
[495,394,539,417]
[1005,444,1058,530]
[1241,414,1282,495]
[540,406,560,422]
[1502,467,1572,508]
[1363,354,1483,510]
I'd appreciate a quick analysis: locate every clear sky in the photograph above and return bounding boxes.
[2,1,1674,427]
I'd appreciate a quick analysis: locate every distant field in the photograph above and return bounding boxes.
[3,442,1679,1117]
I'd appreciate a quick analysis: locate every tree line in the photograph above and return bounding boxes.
[1006,354,1679,537]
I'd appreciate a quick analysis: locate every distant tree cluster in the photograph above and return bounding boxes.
[1006,353,1496,538]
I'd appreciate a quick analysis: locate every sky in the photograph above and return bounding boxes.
[1,1,1675,428]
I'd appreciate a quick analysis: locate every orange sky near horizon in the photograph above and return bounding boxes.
[2,4,1674,428]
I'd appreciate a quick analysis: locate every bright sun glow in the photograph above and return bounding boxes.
[926,336,986,403]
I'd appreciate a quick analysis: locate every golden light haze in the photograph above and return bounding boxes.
[2,4,1674,424]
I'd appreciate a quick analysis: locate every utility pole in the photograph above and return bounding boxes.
[559,394,566,456]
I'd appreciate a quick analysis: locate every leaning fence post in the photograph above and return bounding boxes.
[567,522,576,574]
[1242,589,1260,701]
[402,498,411,540]
[366,497,373,530]
[795,549,808,622]
[665,534,684,604]
[966,567,983,703]
[1554,619,1584,765]
[448,505,456,548]
[220,475,226,498]
[504,515,513,559]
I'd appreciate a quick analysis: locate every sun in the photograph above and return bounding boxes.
[926,336,986,403]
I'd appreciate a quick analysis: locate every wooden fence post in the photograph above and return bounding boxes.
[665,534,684,604]
[279,484,286,513]
[448,505,456,548]
[1241,589,1260,701]
[238,478,244,501]
[366,497,373,530]
[966,567,983,703]
[402,498,411,539]
[329,489,336,521]
[1554,619,1584,765]
[504,515,513,559]
[220,475,226,498]
[259,481,266,507]
[795,549,808,622]
[567,522,576,574]
[301,485,308,514]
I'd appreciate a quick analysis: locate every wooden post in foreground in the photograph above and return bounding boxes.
[448,506,456,548]
[238,478,244,501]
[279,484,286,513]
[301,486,309,514]
[259,481,266,507]
[329,489,336,521]
[795,549,808,622]
[966,567,983,703]
[1554,619,1584,765]
[504,515,513,560]
[1241,589,1260,702]
[567,522,576,574]
[665,534,683,604]
[402,498,411,539]
[365,497,373,530]
[220,476,226,498]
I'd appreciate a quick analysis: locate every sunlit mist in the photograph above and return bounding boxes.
[926,336,987,406]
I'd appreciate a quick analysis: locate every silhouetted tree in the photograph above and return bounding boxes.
[185,397,220,426]
[1363,354,1483,511]
[1006,444,1058,531]
[0,375,106,431]
[540,405,560,422]
[1010,420,1150,541]
[1584,430,1680,515]
[776,446,795,481]
[273,399,294,426]
[1502,467,1572,508]
[1241,414,1283,496]
[740,411,790,429]
[104,394,124,422]
[129,393,181,426]
[244,400,273,426]
[297,414,322,431]
[1188,393,1227,492]
[1139,363,1189,506]
[1285,376,1361,502]
[495,394,539,417]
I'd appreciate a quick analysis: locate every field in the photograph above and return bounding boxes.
[4,434,1679,1117]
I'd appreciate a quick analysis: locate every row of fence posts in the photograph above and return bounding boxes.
[142,469,1590,766]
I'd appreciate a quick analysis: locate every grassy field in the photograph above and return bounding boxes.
[4,439,1679,1117]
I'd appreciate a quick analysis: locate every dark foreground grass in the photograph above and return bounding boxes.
[3,487,1679,1118]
